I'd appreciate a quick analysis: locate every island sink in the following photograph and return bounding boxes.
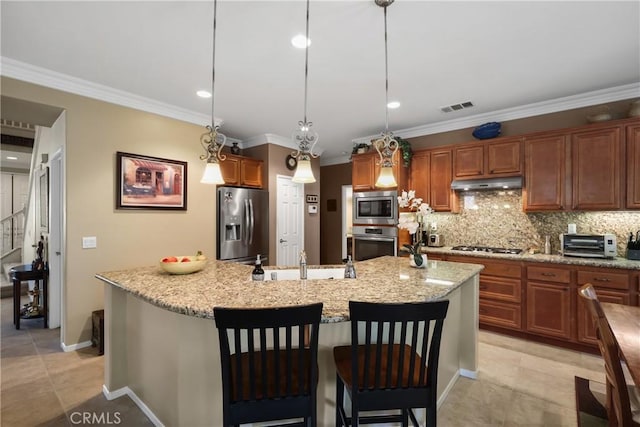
[262,267,346,281]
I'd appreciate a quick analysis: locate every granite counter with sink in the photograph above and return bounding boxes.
[95,256,483,426]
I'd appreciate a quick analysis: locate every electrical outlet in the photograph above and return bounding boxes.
[82,236,97,249]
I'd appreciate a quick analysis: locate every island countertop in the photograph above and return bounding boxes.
[95,255,484,321]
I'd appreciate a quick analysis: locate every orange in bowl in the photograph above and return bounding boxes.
[159,255,206,275]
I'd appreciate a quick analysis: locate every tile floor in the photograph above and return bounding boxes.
[1,289,606,427]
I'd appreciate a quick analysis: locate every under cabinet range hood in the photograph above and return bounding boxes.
[450,176,523,191]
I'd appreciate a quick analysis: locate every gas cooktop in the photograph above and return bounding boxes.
[451,245,523,255]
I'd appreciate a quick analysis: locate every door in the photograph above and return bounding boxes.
[49,148,63,330]
[341,185,352,260]
[276,175,303,266]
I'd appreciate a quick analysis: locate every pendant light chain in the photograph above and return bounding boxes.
[384,5,389,133]
[211,0,217,124]
[303,0,310,124]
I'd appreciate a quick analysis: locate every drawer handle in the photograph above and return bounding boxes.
[593,277,611,282]
[541,272,556,277]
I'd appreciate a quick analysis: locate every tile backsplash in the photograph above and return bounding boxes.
[427,190,639,256]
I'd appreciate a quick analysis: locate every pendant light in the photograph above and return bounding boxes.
[200,0,227,185]
[374,0,398,188]
[291,0,319,184]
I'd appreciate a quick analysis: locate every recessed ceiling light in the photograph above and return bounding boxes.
[197,90,211,98]
[291,34,311,49]
[387,101,400,109]
[6,156,18,160]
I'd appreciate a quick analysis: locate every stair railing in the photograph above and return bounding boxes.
[1,209,25,257]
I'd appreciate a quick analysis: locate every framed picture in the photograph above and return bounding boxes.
[39,167,49,232]
[116,152,187,210]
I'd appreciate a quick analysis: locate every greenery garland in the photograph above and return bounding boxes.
[396,137,413,168]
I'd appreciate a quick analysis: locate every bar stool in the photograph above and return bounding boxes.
[214,302,323,427]
[333,300,449,427]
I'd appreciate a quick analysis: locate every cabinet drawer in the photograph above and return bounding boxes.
[480,276,521,303]
[577,270,629,290]
[479,299,522,330]
[527,266,570,284]
[482,261,522,279]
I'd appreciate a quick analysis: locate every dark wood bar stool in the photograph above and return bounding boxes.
[214,302,323,427]
[10,264,48,330]
[333,300,449,427]
[578,284,640,426]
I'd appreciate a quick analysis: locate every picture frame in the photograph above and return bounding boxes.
[38,167,49,232]
[116,151,187,210]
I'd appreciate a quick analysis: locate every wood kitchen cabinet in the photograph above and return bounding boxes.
[571,125,623,210]
[351,150,408,192]
[409,148,455,212]
[220,154,263,188]
[627,122,640,209]
[453,137,522,179]
[523,133,568,211]
[526,265,572,340]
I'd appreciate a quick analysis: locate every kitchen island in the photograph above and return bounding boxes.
[96,256,483,426]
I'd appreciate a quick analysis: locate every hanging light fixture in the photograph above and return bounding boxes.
[373,0,398,188]
[200,0,226,185]
[291,0,319,184]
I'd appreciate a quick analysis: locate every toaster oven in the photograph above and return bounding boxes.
[561,234,617,259]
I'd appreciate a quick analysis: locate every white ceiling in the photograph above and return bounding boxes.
[1,1,639,166]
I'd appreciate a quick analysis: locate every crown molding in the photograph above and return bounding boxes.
[352,82,640,145]
[0,56,221,127]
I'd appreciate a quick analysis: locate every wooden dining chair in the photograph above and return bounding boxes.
[214,302,323,427]
[578,284,640,427]
[333,300,449,427]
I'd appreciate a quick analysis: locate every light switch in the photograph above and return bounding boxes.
[82,236,97,249]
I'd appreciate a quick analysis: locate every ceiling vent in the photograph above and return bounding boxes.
[440,101,474,113]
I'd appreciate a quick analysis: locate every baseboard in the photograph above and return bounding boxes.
[437,369,460,409]
[61,340,92,352]
[102,385,164,427]
[459,368,478,379]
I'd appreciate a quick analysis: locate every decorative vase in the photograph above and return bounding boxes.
[409,254,427,268]
[230,142,240,155]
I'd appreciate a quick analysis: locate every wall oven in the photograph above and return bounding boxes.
[353,190,398,225]
[352,226,398,261]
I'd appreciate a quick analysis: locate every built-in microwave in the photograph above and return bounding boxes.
[353,190,398,225]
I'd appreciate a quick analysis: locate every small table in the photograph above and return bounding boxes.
[602,302,640,388]
[10,264,48,330]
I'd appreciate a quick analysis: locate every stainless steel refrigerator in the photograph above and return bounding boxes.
[217,187,269,264]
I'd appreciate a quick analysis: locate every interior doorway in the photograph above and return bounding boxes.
[49,148,63,332]
[276,175,304,266]
[341,185,353,260]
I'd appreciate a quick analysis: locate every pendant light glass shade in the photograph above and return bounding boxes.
[200,0,227,184]
[290,0,319,184]
[292,156,316,183]
[201,161,225,184]
[375,165,397,188]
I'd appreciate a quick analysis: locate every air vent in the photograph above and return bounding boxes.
[440,101,474,113]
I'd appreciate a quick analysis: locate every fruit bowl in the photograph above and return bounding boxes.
[472,122,501,140]
[159,256,207,275]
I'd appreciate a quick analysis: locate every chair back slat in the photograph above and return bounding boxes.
[578,284,635,427]
[214,303,323,426]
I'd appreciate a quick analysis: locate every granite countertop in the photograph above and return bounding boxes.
[421,246,640,270]
[95,256,484,322]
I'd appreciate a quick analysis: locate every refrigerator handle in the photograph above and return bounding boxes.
[244,199,250,245]
[248,199,255,245]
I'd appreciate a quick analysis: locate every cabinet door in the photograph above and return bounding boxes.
[410,151,430,205]
[627,123,640,209]
[352,153,375,191]
[240,158,263,188]
[220,156,241,186]
[479,299,522,330]
[526,281,572,340]
[571,126,623,210]
[453,144,484,178]
[524,133,567,211]
[430,149,454,212]
[577,289,630,345]
[487,138,522,176]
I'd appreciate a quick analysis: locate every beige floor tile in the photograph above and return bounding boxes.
[504,390,576,427]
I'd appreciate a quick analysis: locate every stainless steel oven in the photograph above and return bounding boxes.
[352,226,398,261]
[353,191,398,225]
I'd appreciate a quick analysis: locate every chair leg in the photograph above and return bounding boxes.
[336,374,345,427]
[402,408,409,427]
[426,407,436,427]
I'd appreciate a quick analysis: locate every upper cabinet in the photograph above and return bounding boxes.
[410,148,456,212]
[351,150,408,192]
[523,133,568,211]
[453,137,522,179]
[571,125,623,210]
[220,154,263,188]
[626,122,640,209]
